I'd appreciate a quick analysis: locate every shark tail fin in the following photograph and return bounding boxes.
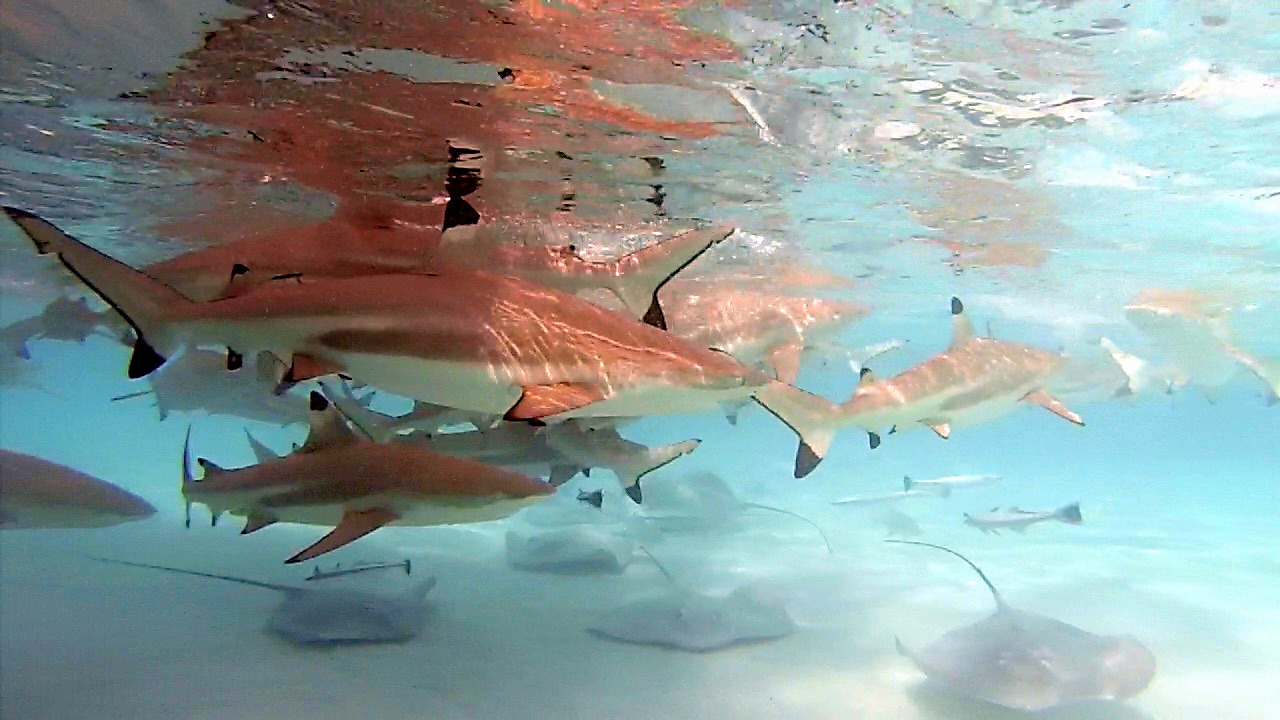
[604,225,734,329]
[3,208,192,378]
[902,475,913,492]
[752,381,838,479]
[615,438,702,504]
[1056,502,1083,525]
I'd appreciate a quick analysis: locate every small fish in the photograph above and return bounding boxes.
[307,559,412,582]
[964,503,1082,534]
[831,489,939,506]
[576,489,604,509]
[902,473,1000,498]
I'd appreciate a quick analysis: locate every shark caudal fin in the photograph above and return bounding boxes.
[1055,502,1083,525]
[604,225,734,330]
[3,208,192,378]
[752,381,839,479]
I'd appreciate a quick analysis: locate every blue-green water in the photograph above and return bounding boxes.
[2,1,1279,719]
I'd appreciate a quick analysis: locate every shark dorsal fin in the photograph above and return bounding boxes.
[857,367,875,387]
[949,296,975,349]
[887,540,1007,610]
[243,429,282,464]
[299,391,360,452]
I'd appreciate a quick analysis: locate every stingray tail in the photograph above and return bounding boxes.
[3,208,193,378]
[886,540,1006,609]
[752,381,839,479]
[1055,502,1083,525]
[744,502,832,554]
[603,225,734,329]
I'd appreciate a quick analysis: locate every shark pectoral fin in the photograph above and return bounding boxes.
[241,513,277,535]
[766,340,804,385]
[752,381,838,479]
[285,507,399,564]
[549,464,582,486]
[868,432,881,449]
[1009,525,1026,533]
[922,421,951,439]
[1023,389,1084,426]
[504,383,607,421]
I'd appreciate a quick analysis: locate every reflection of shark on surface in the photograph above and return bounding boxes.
[94,557,436,645]
[888,541,1157,711]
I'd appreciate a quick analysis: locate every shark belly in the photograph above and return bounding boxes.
[548,382,757,420]
[241,495,543,527]
[322,351,523,414]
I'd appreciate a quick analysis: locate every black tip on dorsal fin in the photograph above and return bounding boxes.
[951,296,964,315]
[625,484,643,504]
[309,392,329,412]
[868,432,881,449]
[226,349,243,371]
[442,196,480,231]
[231,263,250,277]
[641,294,667,330]
[886,540,1006,609]
[127,337,167,379]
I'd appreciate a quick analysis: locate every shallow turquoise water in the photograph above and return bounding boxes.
[2,1,1279,719]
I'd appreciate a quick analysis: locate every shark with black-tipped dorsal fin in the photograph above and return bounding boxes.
[181,393,555,563]
[756,297,1083,478]
[657,281,868,384]
[145,205,732,330]
[542,420,701,504]
[319,380,693,496]
[438,224,737,330]
[5,209,813,443]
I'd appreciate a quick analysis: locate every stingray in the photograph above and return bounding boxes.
[888,541,1157,711]
[94,558,436,645]
[587,549,796,652]
[638,471,831,553]
[506,524,636,575]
